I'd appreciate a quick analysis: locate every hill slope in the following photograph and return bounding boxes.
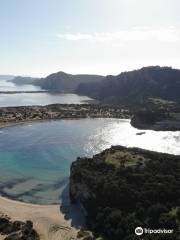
[39,71,104,92]
[8,72,104,92]
[76,66,180,105]
[70,145,180,240]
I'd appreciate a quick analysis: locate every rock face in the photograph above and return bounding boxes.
[70,146,180,240]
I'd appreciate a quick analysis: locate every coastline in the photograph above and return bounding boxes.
[0,106,99,239]
[0,196,78,240]
[1,104,179,239]
[0,119,52,130]
[0,105,126,239]
[1,104,180,131]
[0,104,131,130]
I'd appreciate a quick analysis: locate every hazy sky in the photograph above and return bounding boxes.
[0,0,180,77]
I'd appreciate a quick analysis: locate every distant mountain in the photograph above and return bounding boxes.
[0,75,15,80]
[8,67,180,104]
[39,71,104,92]
[8,72,104,92]
[10,76,40,85]
[76,66,180,105]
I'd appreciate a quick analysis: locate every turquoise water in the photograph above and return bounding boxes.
[0,119,180,204]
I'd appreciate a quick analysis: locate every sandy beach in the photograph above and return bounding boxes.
[0,196,78,240]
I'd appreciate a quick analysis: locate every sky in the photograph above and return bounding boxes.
[0,0,180,77]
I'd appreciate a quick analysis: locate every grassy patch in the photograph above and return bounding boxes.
[169,207,178,217]
[105,150,145,168]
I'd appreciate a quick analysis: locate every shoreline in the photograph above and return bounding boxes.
[0,196,78,240]
[0,119,55,130]
[1,104,180,131]
[0,104,131,130]
[0,104,179,239]
[0,195,58,208]
[0,117,131,130]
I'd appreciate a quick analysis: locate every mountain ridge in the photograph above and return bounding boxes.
[0,75,15,80]
[39,72,104,92]
[76,66,180,105]
[9,71,104,93]
[8,66,180,106]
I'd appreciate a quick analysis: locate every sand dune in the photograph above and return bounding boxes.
[0,196,78,240]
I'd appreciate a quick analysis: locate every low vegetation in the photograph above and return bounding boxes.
[0,216,39,240]
[131,97,180,131]
[105,150,145,168]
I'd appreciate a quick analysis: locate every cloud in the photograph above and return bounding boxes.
[57,27,180,43]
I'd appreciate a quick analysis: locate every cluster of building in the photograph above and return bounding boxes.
[0,104,131,126]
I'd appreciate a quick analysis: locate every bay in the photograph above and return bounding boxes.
[0,119,179,204]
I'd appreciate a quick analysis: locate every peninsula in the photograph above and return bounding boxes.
[70,145,180,240]
[131,98,180,131]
